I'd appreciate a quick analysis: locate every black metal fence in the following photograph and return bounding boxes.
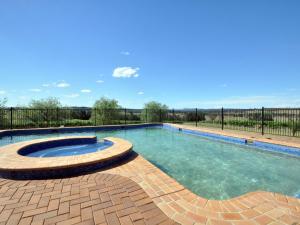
[0,107,300,137]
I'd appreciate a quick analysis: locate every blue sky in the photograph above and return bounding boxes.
[0,0,299,108]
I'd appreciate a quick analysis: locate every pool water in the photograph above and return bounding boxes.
[1,127,300,200]
[23,140,113,157]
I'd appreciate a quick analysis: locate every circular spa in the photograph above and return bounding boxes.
[0,136,132,179]
[19,139,113,157]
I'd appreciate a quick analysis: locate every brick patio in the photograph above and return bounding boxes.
[0,173,178,225]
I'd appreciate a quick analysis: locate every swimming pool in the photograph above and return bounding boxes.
[1,125,300,200]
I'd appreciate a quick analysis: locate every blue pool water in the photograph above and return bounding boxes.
[1,126,300,200]
[22,140,113,157]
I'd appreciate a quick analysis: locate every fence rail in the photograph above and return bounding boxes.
[0,107,300,137]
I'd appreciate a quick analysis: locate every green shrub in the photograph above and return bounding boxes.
[225,120,257,127]
[265,121,290,129]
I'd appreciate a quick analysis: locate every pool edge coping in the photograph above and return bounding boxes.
[0,136,132,174]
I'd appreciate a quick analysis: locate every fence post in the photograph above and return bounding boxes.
[145,109,148,123]
[125,108,127,125]
[261,107,265,135]
[56,108,59,127]
[46,108,49,127]
[159,109,162,123]
[10,107,13,130]
[172,109,175,123]
[221,107,224,130]
[94,108,96,126]
[195,108,198,127]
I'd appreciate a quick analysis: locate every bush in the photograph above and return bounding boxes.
[265,121,289,129]
[225,120,257,127]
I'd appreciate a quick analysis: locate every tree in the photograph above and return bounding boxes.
[28,97,61,109]
[141,101,168,122]
[0,97,7,108]
[26,97,62,126]
[91,97,121,125]
[0,98,8,129]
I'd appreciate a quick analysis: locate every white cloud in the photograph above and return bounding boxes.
[96,80,104,83]
[29,88,42,92]
[81,89,92,93]
[56,81,70,88]
[0,90,6,95]
[120,51,130,56]
[65,93,79,98]
[42,84,50,87]
[113,67,139,78]
[138,91,144,95]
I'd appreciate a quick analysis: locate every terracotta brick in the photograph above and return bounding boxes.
[241,209,260,219]
[81,207,93,221]
[222,213,243,220]
[58,201,70,215]
[93,210,105,224]
[22,207,48,218]
[5,212,22,225]
[106,213,120,225]
[119,216,133,225]
[57,216,81,225]
[254,215,274,225]
[186,212,207,223]
[18,217,33,225]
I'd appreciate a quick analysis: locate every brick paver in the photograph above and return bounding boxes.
[0,174,178,225]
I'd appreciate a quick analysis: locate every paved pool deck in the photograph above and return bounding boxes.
[0,124,300,224]
[0,172,178,225]
[178,123,300,148]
